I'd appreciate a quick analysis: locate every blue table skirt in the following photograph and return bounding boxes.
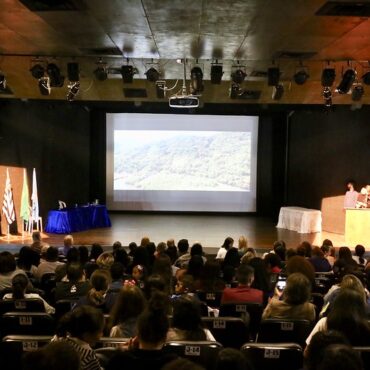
[45,205,111,234]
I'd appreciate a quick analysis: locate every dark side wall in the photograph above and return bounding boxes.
[287,106,370,209]
[0,100,91,218]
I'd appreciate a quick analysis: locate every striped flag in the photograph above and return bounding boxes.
[31,168,39,221]
[20,168,30,221]
[2,168,16,225]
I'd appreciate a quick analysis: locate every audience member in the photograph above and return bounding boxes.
[140,236,150,247]
[3,273,55,314]
[321,239,335,266]
[317,344,364,370]
[35,246,64,281]
[238,235,248,257]
[186,255,205,284]
[248,257,272,304]
[132,264,147,288]
[262,272,316,322]
[197,261,225,292]
[174,239,190,268]
[216,237,234,261]
[0,251,29,291]
[152,254,173,294]
[309,246,332,272]
[300,241,313,257]
[96,252,114,270]
[89,244,103,262]
[333,246,359,277]
[273,240,287,262]
[264,252,282,274]
[17,246,39,276]
[110,284,147,338]
[221,264,263,304]
[353,244,367,266]
[223,246,241,269]
[109,262,125,291]
[55,305,104,370]
[286,255,315,287]
[113,247,130,270]
[144,274,167,300]
[190,242,207,264]
[59,235,74,257]
[78,246,89,267]
[155,242,167,258]
[30,230,48,254]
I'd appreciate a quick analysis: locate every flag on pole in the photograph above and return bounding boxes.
[2,168,16,225]
[20,168,30,222]
[31,168,39,221]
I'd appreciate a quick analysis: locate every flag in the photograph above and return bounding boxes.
[2,168,16,225]
[31,168,39,221]
[20,168,30,221]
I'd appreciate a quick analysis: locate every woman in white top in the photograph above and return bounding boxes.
[3,273,55,314]
[216,237,234,261]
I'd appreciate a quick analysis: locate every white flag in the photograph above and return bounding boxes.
[31,168,39,221]
[2,168,16,225]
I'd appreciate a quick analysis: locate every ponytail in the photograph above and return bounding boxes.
[12,274,28,299]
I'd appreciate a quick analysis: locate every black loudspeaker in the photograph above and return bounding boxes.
[267,67,280,86]
[67,62,79,82]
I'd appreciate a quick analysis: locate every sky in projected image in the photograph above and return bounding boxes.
[114,130,251,191]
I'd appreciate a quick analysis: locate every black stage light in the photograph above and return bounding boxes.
[66,81,80,101]
[30,64,45,79]
[231,69,246,84]
[268,67,280,86]
[94,66,108,81]
[272,84,284,100]
[321,68,336,87]
[352,84,364,101]
[67,62,80,82]
[46,63,64,87]
[362,71,370,85]
[293,69,309,85]
[145,67,160,82]
[210,64,223,84]
[38,76,50,95]
[336,68,356,94]
[0,72,6,90]
[190,66,204,94]
[121,65,135,83]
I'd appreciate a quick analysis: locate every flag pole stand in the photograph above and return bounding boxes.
[7,225,10,241]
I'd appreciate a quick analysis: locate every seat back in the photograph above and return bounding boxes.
[257,319,312,347]
[196,292,223,308]
[94,337,130,349]
[354,346,370,370]
[241,342,303,370]
[163,341,222,370]
[95,347,119,368]
[1,335,52,370]
[0,299,45,316]
[55,299,78,319]
[201,317,249,348]
[1,312,55,338]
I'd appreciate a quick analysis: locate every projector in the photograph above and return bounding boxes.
[169,95,199,108]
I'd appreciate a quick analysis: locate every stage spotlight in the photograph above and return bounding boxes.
[272,84,284,100]
[121,65,135,83]
[293,69,309,85]
[210,64,223,84]
[93,66,108,81]
[145,67,160,82]
[322,87,332,107]
[362,71,370,85]
[30,64,45,79]
[67,62,79,82]
[0,72,6,90]
[38,76,50,95]
[66,81,80,101]
[268,67,280,86]
[321,68,336,87]
[336,68,356,94]
[46,63,64,87]
[231,69,246,84]
[190,66,204,94]
[352,84,364,101]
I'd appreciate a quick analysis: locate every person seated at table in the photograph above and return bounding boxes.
[30,231,48,254]
[58,235,74,257]
[221,264,263,305]
[343,180,358,209]
[356,187,368,208]
[35,246,64,281]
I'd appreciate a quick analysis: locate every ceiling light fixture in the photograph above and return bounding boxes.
[30,64,45,79]
[351,84,364,101]
[293,69,309,85]
[46,63,64,87]
[190,66,204,94]
[145,67,160,82]
[231,68,246,84]
[336,67,356,94]
[272,84,284,100]
[210,63,223,84]
[321,67,336,87]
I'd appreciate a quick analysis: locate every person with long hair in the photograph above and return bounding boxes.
[306,289,370,346]
[3,273,55,314]
[216,237,234,261]
[109,284,147,338]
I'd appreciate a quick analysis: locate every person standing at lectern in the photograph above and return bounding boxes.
[344,181,358,208]
[356,187,368,209]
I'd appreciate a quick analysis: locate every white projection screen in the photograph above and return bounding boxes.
[106,113,258,212]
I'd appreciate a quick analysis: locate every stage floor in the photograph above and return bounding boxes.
[0,213,345,253]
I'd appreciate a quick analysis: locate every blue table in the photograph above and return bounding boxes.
[45,205,111,234]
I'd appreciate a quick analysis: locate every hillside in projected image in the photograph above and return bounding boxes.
[114,130,251,191]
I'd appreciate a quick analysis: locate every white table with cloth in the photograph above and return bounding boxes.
[276,206,322,233]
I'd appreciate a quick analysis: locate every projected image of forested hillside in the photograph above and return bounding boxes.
[114,130,251,191]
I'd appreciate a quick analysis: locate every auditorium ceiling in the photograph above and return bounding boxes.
[2,0,370,105]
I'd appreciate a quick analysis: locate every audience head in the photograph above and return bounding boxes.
[355,244,365,259]
[132,246,150,269]
[175,274,194,294]
[221,237,234,250]
[66,247,79,264]
[96,252,114,270]
[132,264,146,281]
[187,255,204,280]
[110,284,146,325]
[146,242,156,257]
[238,235,248,251]
[166,245,178,264]
[264,252,281,271]
[300,241,312,257]
[140,236,150,247]
[305,331,350,370]
[167,238,176,248]
[87,269,112,306]
[0,251,17,274]
[12,273,28,299]
[78,245,89,265]
[18,246,40,269]
[89,243,103,261]
[22,341,80,370]
[32,230,42,242]
[145,274,167,299]
[248,257,270,292]
[112,241,122,252]
[273,240,287,261]
[216,348,253,370]
[162,358,205,370]
[66,263,84,283]
[312,246,325,258]
[286,248,297,260]
[57,305,104,346]
[110,262,124,281]
[317,344,364,370]
[63,235,74,248]
[241,250,256,265]
[156,241,167,256]
[152,254,173,291]
[223,247,240,268]
[128,242,138,254]
[283,272,311,305]
[137,291,170,349]
[45,246,59,262]
[339,274,366,300]
[286,256,315,284]
[236,264,254,286]
[338,246,353,262]
[178,239,190,255]
[113,247,129,268]
[191,242,204,257]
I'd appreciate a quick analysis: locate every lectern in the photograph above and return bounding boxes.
[345,208,370,247]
